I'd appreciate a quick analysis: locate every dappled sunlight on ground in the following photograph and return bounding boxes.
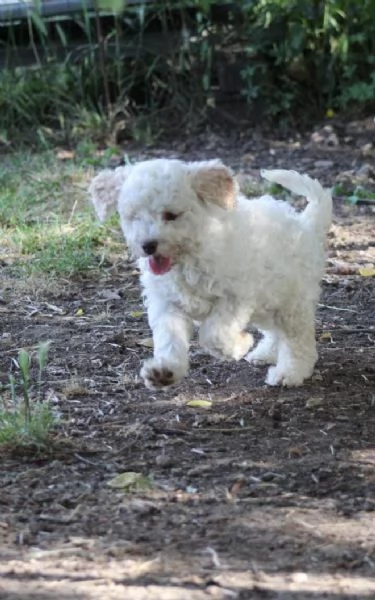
[0,126,374,598]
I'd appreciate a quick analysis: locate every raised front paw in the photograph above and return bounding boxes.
[140,358,187,390]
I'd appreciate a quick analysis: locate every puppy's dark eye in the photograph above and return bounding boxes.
[162,211,180,222]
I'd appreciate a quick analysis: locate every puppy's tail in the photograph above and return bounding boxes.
[261,169,332,234]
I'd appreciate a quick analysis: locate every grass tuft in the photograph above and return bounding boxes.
[0,401,56,451]
[0,343,57,454]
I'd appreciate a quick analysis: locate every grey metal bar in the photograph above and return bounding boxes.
[0,0,156,22]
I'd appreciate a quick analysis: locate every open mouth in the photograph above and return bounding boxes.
[148,254,172,276]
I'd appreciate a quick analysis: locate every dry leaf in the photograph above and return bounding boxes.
[129,311,144,318]
[328,260,357,275]
[305,397,324,409]
[358,266,375,277]
[137,338,153,348]
[75,308,84,316]
[230,479,245,496]
[45,303,65,314]
[289,446,302,458]
[319,332,332,342]
[107,472,153,491]
[56,149,75,160]
[186,399,212,409]
[99,290,121,301]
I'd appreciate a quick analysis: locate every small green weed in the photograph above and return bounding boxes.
[0,343,57,452]
[239,180,264,198]
[334,183,375,204]
[267,182,290,200]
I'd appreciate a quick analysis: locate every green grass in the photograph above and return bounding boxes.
[0,400,56,450]
[13,221,110,278]
[0,149,123,280]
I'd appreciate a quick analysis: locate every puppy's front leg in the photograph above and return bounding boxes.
[141,302,193,390]
[199,303,253,361]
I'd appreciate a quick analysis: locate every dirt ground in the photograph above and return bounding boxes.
[0,119,374,599]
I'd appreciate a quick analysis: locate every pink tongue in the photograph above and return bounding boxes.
[149,255,172,275]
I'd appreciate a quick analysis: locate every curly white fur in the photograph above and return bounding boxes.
[89,159,332,390]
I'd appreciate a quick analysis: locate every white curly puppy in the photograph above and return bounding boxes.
[89,159,332,390]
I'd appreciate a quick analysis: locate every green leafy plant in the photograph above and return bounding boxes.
[333,182,375,205]
[239,0,375,121]
[0,342,57,452]
[1,1,375,141]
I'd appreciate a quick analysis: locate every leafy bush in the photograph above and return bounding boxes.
[238,0,375,121]
[0,0,374,143]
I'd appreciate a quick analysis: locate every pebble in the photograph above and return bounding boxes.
[155,454,175,467]
[361,143,373,157]
[305,397,324,409]
[314,160,334,168]
[119,499,160,515]
[356,163,374,178]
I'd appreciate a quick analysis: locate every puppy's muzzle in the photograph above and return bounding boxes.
[142,240,158,256]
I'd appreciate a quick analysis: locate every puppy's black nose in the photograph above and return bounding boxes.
[142,240,158,256]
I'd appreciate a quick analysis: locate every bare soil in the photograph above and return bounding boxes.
[1,119,375,599]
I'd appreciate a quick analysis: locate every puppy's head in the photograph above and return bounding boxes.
[90,158,236,275]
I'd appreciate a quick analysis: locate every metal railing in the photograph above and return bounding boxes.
[0,1,155,23]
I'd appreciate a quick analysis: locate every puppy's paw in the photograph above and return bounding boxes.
[265,365,312,387]
[140,358,186,390]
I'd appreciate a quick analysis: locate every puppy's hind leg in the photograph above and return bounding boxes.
[199,303,254,361]
[245,330,278,365]
[265,303,318,387]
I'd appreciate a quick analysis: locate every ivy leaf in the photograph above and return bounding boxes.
[107,472,153,491]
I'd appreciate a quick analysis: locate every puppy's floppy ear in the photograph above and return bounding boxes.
[89,165,130,221]
[189,160,236,210]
